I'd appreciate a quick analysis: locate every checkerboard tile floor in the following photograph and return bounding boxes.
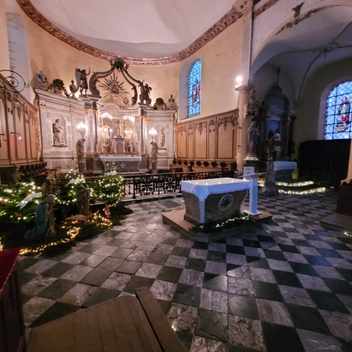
[18,190,352,351]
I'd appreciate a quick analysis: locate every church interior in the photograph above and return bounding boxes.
[0,0,352,351]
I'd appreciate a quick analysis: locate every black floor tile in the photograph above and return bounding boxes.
[192,242,208,250]
[228,295,258,320]
[41,262,74,277]
[289,262,319,276]
[322,277,352,295]
[157,266,182,283]
[243,239,260,248]
[286,304,330,334]
[261,322,305,352]
[303,255,332,267]
[207,250,227,262]
[316,248,342,258]
[278,244,300,253]
[307,290,350,313]
[18,271,37,286]
[186,258,206,271]
[123,276,154,293]
[110,248,134,259]
[257,235,275,243]
[195,308,228,342]
[263,250,286,261]
[173,284,201,307]
[17,257,40,271]
[325,242,351,251]
[37,279,76,300]
[171,246,190,257]
[247,258,270,269]
[161,237,179,246]
[80,268,112,286]
[78,243,103,254]
[272,270,303,288]
[115,261,142,274]
[337,268,352,282]
[226,245,245,255]
[29,302,79,328]
[253,281,283,301]
[202,273,227,292]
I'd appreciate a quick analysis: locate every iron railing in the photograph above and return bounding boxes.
[122,170,237,199]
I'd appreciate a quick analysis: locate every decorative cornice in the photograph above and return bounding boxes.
[17,0,243,66]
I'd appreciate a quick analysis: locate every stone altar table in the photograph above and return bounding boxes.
[180,177,250,225]
[100,155,142,173]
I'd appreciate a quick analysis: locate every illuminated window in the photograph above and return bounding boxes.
[188,60,202,117]
[324,81,352,140]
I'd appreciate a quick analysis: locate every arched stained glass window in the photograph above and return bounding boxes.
[188,59,202,117]
[324,81,352,140]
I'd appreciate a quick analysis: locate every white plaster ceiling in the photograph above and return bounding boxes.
[30,0,236,58]
[251,5,352,100]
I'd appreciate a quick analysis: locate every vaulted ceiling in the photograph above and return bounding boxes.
[18,0,352,94]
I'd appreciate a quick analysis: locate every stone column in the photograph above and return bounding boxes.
[235,84,252,172]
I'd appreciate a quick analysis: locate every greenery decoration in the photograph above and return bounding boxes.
[0,169,130,256]
[189,211,255,234]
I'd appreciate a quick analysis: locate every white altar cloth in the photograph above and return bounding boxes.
[181,178,250,201]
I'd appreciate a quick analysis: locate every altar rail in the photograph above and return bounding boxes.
[122,170,237,199]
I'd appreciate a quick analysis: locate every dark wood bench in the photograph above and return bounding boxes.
[27,287,186,352]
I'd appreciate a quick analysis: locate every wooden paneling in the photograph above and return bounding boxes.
[176,109,238,162]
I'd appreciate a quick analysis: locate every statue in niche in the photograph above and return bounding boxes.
[153,97,167,110]
[246,120,260,158]
[75,68,91,95]
[139,81,152,105]
[244,87,259,117]
[36,71,49,90]
[53,119,66,146]
[24,194,56,240]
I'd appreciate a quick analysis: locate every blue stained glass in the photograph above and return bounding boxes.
[324,81,352,140]
[188,60,202,117]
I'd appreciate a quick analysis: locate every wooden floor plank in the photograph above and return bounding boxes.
[87,304,104,352]
[95,300,119,352]
[136,287,186,352]
[124,295,163,352]
[58,310,75,351]
[73,309,91,352]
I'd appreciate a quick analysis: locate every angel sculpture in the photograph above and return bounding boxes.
[75,68,91,95]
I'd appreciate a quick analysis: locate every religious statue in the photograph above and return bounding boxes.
[36,71,49,90]
[153,97,167,110]
[76,187,91,217]
[75,68,91,95]
[244,87,260,117]
[24,194,56,240]
[42,170,57,196]
[53,119,66,146]
[76,138,86,173]
[247,120,260,158]
[50,79,69,96]
[168,95,175,109]
[150,141,158,160]
[139,81,152,105]
[69,80,79,98]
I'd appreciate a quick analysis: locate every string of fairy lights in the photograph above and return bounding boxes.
[257,179,326,195]
[0,169,124,254]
